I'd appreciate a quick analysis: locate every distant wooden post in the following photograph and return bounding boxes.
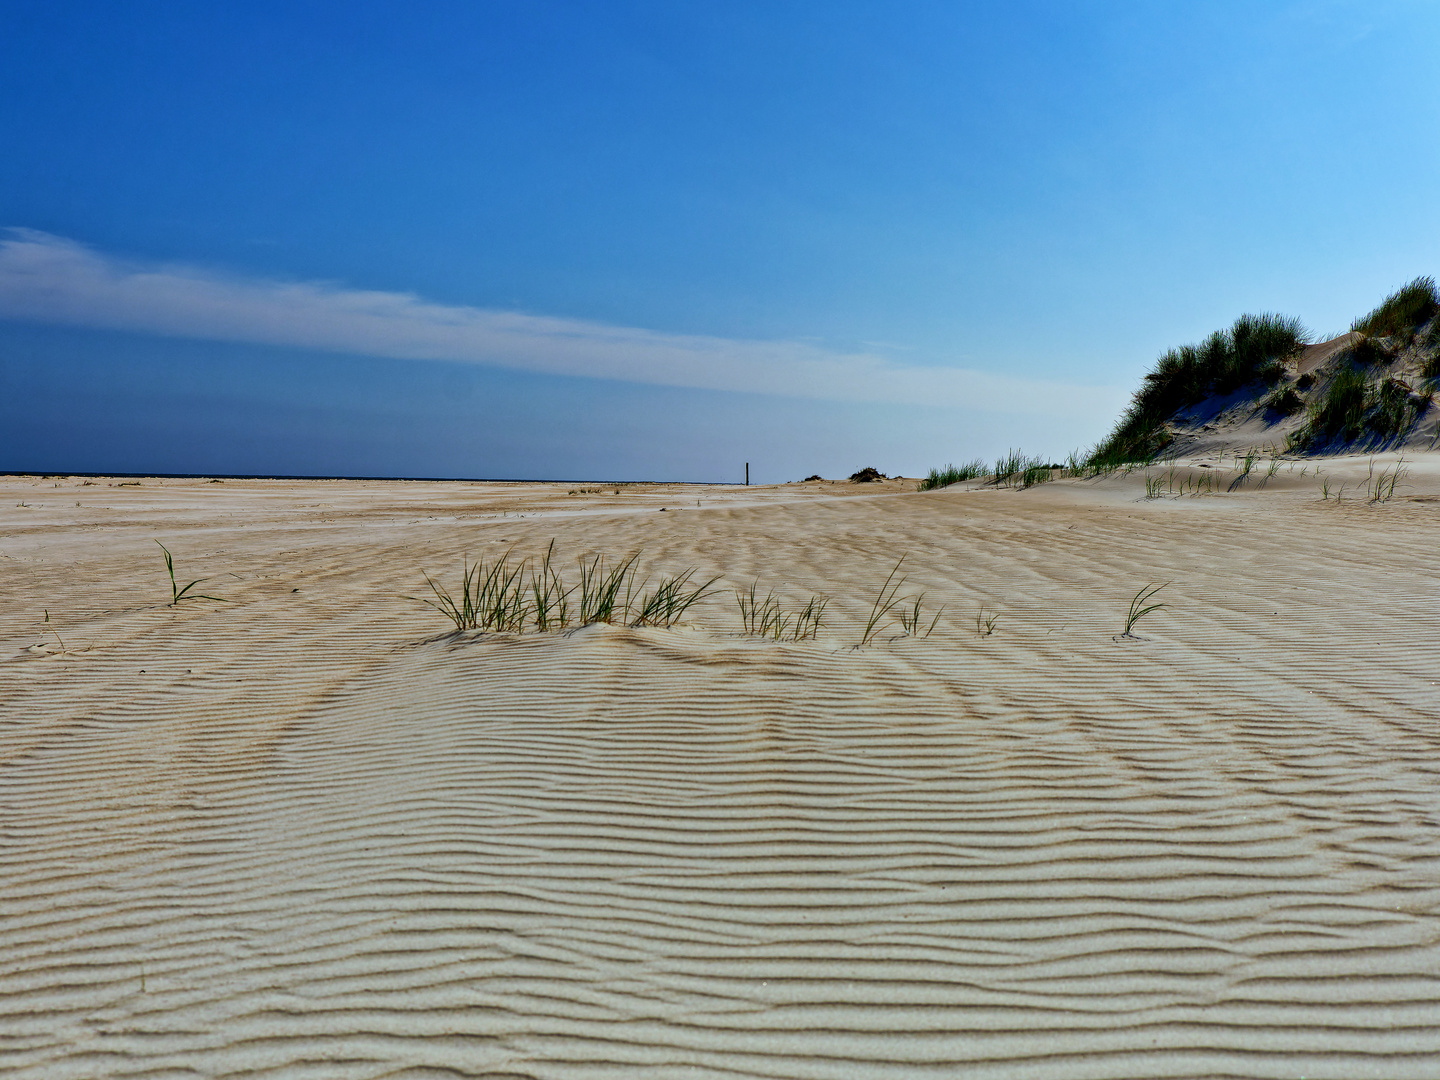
[745,462,749,486]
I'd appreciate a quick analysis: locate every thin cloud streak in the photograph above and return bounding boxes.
[0,230,1124,416]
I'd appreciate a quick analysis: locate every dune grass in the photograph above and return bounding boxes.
[897,594,943,637]
[1227,450,1258,492]
[529,540,570,631]
[860,557,910,646]
[918,459,987,490]
[1365,456,1408,504]
[632,568,719,628]
[736,582,827,640]
[1091,313,1309,467]
[985,450,1055,488]
[419,546,955,645]
[1348,336,1390,366]
[1121,582,1168,638]
[859,555,943,645]
[1288,368,1424,450]
[1371,378,1421,440]
[1315,367,1370,441]
[421,552,521,633]
[1351,276,1439,339]
[790,595,828,640]
[156,541,226,606]
[920,451,1060,491]
[1144,466,1229,499]
[422,548,966,646]
[1070,277,1437,470]
[992,449,1025,484]
[1019,461,1055,488]
[420,545,715,635]
[575,551,642,626]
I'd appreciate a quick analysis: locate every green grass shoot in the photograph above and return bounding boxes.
[1121,582,1168,637]
[897,594,943,637]
[974,607,998,636]
[860,555,910,646]
[736,581,827,640]
[420,544,718,636]
[918,459,987,490]
[1366,456,1407,503]
[630,568,718,628]
[157,541,226,605]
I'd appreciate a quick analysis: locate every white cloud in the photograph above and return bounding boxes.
[0,229,1124,416]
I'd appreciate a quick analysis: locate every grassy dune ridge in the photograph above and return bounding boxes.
[920,277,1439,485]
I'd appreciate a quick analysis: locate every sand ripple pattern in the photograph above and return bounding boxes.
[3,472,1440,1078]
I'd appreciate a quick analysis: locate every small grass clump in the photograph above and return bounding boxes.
[896,594,943,637]
[156,541,226,605]
[575,551,642,626]
[1365,456,1408,503]
[419,544,714,635]
[918,459,986,490]
[859,555,942,645]
[1351,275,1439,340]
[984,450,1054,488]
[1227,450,1259,491]
[736,582,827,641]
[631,568,719,628]
[421,549,529,633]
[1019,461,1054,488]
[992,449,1024,484]
[1120,582,1168,638]
[529,541,571,631]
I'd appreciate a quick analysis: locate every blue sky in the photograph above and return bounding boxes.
[2,1,1437,481]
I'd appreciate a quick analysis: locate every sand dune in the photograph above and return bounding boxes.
[4,458,1440,1078]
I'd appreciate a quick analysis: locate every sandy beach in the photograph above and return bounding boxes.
[4,457,1439,1079]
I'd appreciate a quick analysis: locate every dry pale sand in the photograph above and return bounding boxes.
[3,457,1440,1079]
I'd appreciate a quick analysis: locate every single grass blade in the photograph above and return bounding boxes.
[861,555,909,646]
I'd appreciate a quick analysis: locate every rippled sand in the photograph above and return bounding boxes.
[4,458,1439,1079]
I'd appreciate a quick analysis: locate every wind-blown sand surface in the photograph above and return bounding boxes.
[3,457,1439,1079]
